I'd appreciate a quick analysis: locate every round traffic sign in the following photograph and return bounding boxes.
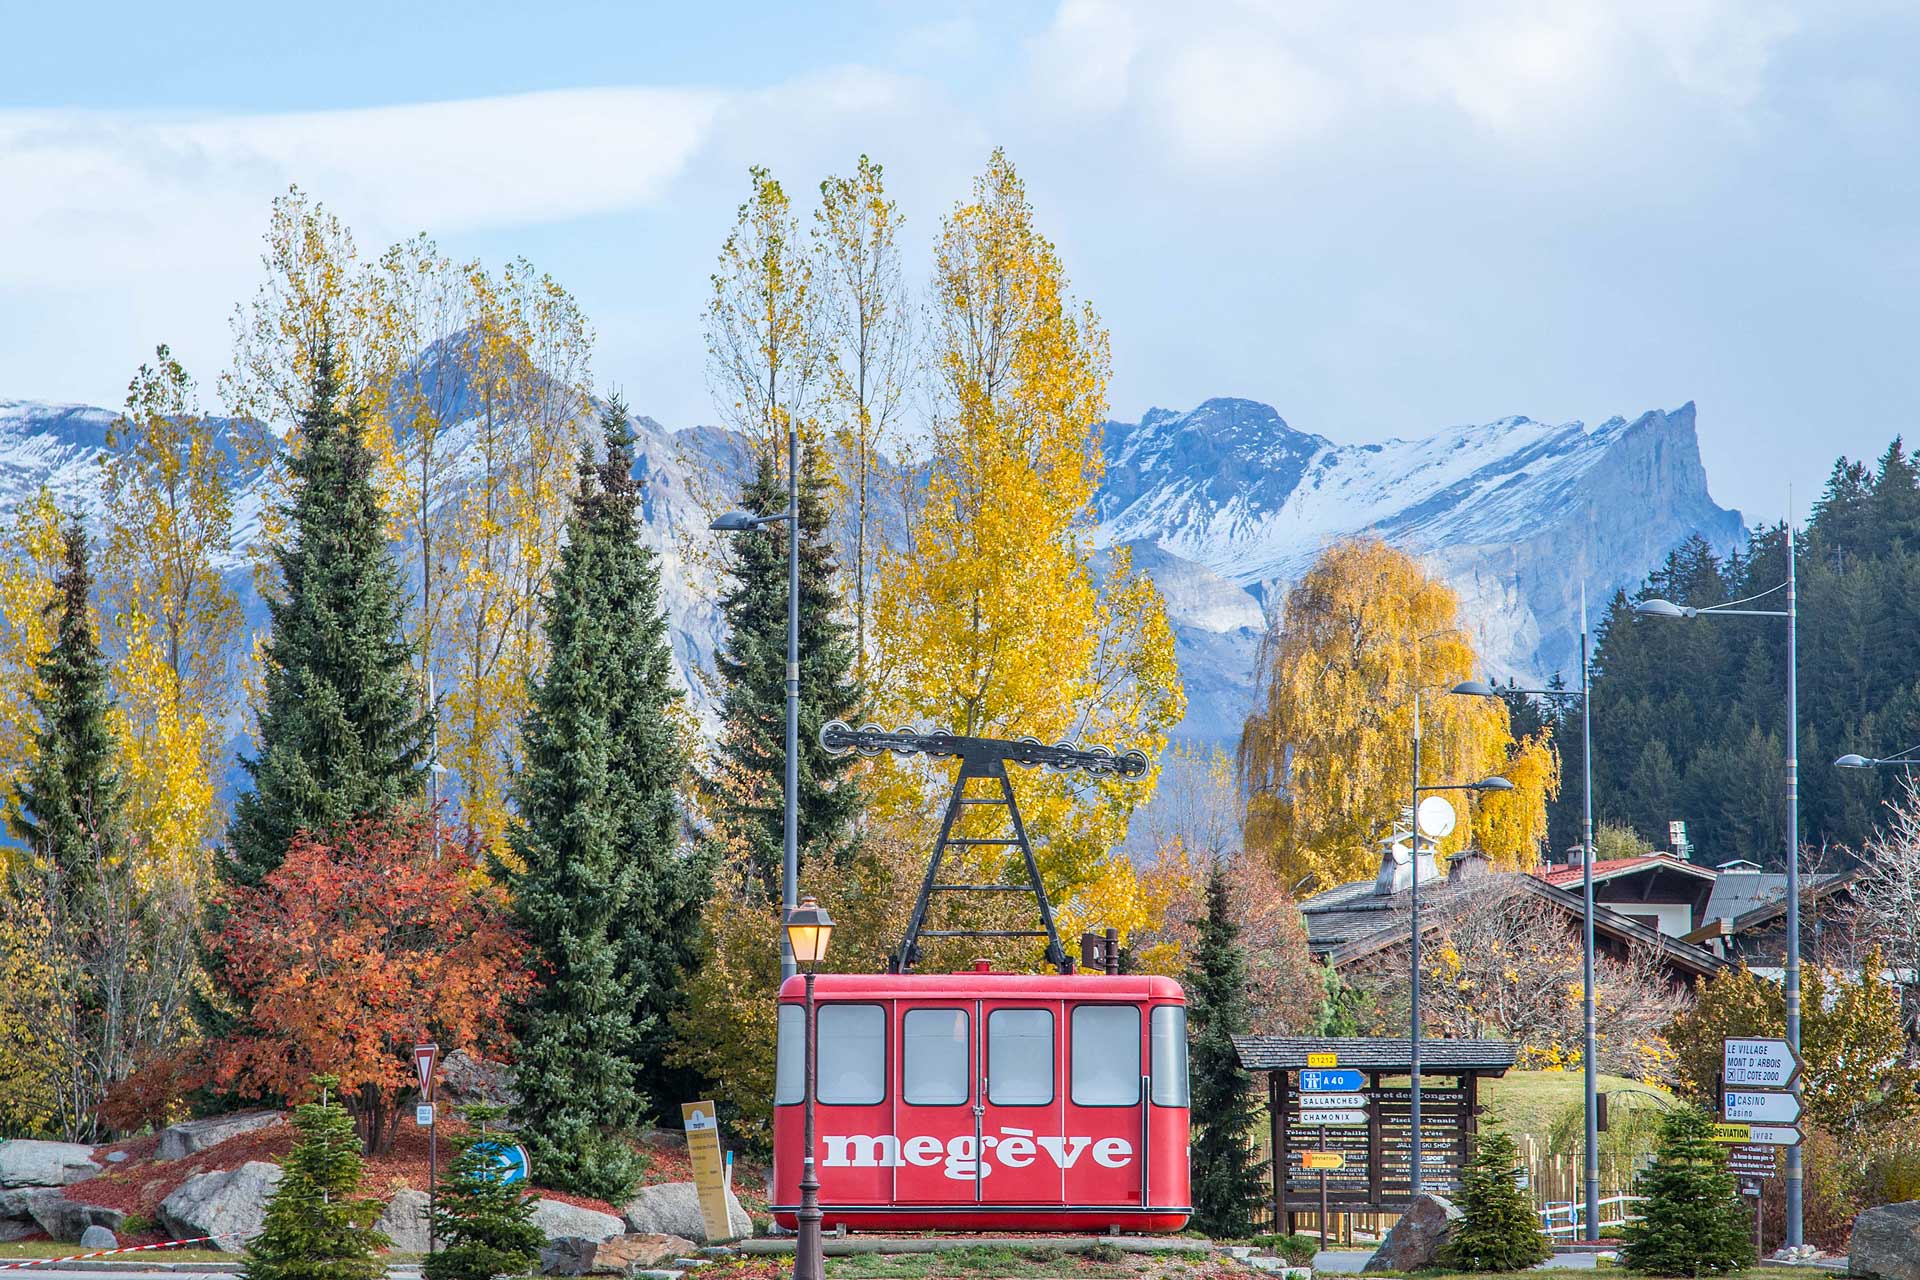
[468,1140,531,1185]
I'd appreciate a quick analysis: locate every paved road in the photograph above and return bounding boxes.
[1312,1249,1603,1272]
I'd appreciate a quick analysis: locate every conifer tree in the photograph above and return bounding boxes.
[1621,1106,1755,1276]
[225,337,429,888]
[1186,858,1266,1238]
[502,396,692,1200]
[706,443,863,896]
[12,522,123,895]
[1439,1129,1552,1271]
[242,1075,386,1280]
[424,1106,543,1280]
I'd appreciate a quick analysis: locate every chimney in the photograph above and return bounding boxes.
[1448,847,1491,883]
[1565,844,1586,868]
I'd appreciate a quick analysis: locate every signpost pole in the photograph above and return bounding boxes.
[414,1042,440,1257]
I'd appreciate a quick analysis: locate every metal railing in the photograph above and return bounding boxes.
[1539,1194,1645,1237]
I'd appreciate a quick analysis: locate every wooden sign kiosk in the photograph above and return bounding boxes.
[1232,1036,1518,1227]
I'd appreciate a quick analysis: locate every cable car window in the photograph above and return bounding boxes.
[817,1003,887,1105]
[903,1008,969,1105]
[775,1004,804,1105]
[987,1008,1054,1106]
[1151,1005,1189,1107]
[1071,1005,1141,1106]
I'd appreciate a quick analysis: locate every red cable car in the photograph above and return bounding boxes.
[771,964,1191,1232]
[771,726,1192,1233]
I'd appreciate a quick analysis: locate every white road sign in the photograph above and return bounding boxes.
[1723,1090,1802,1124]
[1742,1125,1803,1147]
[1298,1109,1369,1127]
[1723,1037,1800,1088]
[1296,1093,1369,1109]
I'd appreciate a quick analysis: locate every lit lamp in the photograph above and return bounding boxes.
[784,896,834,1280]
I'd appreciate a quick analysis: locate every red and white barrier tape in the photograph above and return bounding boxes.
[0,1235,233,1270]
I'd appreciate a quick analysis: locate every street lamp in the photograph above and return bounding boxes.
[710,423,803,983]
[1834,746,1920,772]
[784,896,834,1280]
[1456,608,1600,1242]
[1634,545,1802,1249]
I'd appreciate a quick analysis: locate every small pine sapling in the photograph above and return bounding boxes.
[424,1105,544,1280]
[242,1075,387,1280]
[1439,1129,1552,1271]
[1621,1106,1756,1276]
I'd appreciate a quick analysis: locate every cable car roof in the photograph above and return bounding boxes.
[778,970,1185,1001]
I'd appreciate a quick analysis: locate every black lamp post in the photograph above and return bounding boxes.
[785,895,834,1280]
[712,422,802,983]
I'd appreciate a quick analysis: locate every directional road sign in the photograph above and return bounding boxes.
[468,1140,532,1185]
[1297,1093,1368,1109]
[1723,1089,1802,1124]
[1301,1151,1346,1171]
[1726,1144,1777,1178]
[1723,1037,1801,1089]
[1298,1109,1369,1127]
[1711,1123,1751,1143]
[1299,1069,1365,1093]
[1742,1125,1803,1147]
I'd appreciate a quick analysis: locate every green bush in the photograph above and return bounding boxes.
[1247,1234,1319,1266]
[1621,1106,1755,1276]
[1439,1129,1552,1272]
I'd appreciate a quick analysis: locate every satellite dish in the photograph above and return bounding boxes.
[1416,795,1457,839]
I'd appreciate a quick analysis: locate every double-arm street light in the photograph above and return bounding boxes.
[711,422,802,982]
[785,896,835,1280]
[1409,666,1513,1198]
[1455,596,1597,1240]
[1634,543,1802,1249]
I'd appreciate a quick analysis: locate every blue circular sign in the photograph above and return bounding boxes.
[468,1140,531,1185]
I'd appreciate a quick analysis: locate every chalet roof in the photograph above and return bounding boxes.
[1233,1035,1519,1074]
[1532,853,1717,890]
[1687,869,1859,941]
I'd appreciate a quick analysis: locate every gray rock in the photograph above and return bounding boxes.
[159,1160,284,1252]
[1363,1193,1462,1273]
[619,1182,750,1243]
[155,1111,283,1162]
[540,1232,695,1275]
[438,1049,519,1111]
[79,1223,117,1249]
[0,1185,56,1220]
[0,1140,100,1187]
[0,1218,37,1242]
[530,1198,625,1244]
[541,1237,600,1276]
[27,1194,124,1242]
[376,1187,433,1254]
[1852,1200,1920,1280]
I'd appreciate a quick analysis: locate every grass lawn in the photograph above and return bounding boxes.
[0,1240,235,1261]
[1479,1071,1677,1139]
[827,1245,1137,1278]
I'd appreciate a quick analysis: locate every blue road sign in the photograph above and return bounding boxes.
[1299,1069,1365,1093]
[469,1140,531,1185]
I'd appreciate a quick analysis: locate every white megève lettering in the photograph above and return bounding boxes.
[823,1135,898,1168]
[1091,1138,1131,1168]
[902,1135,942,1167]
[998,1128,1036,1168]
[943,1134,988,1180]
[1035,1136,1094,1169]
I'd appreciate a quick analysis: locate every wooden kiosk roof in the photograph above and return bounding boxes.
[1233,1035,1519,1074]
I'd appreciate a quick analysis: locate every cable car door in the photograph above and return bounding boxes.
[1063,1003,1145,1210]
[980,1002,1065,1206]
[893,1005,974,1203]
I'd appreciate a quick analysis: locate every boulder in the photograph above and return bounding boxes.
[375,1187,433,1254]
[438,1050,519,1111]
[1852,1200,1920,1280]
[620,1183,750,1243]
[1363,1193,1462,1273]
[79,1224,117,1250]
[541,1232,695,1276]
[159,1160,283,1252]
[530,1198,625,1244]
[0,1186,55,1221]
[156,1111,283,1162]
[0,1219,37,1243]
[0,1140,100,1187]
[27,1195,124,1242]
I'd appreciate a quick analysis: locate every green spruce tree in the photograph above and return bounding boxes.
[1439,1129,1552,1271]
[1621,1106,1756,1276]
[501,395,692,1200]
[1186,857,1267,1238]
[705,444,863,896]
[11,521,123,899]
[226,337,429,888]
[242,1076,386,1280]
[424,1107,543,1280]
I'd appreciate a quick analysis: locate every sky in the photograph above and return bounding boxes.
[4,0,1918,525]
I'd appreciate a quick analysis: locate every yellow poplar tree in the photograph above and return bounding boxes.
[0,487,67,840]
[99,347,242,887]
[815,155,911,673]
[870,149,1184,942]
[1238,538,1557,890]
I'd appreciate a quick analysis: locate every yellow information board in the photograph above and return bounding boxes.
[682,1101,733,1241]
[1711,1123,1751,1143]
[1306,1053,1339,1068]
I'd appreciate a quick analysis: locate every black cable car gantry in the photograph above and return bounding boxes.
[818,721,1149,974]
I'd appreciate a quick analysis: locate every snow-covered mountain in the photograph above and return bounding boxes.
[0,392,1742,750]
[1097,397,1744,731]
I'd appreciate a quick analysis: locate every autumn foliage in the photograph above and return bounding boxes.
[211,813,531,1153]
